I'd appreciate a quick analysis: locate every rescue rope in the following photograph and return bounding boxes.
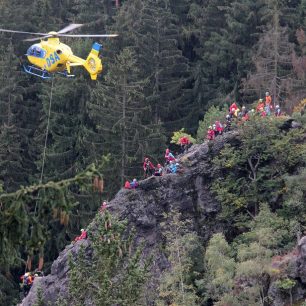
[34,77,54,215]
[40,77,54,184]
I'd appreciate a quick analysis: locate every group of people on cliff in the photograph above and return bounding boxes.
[207,92,282,140]
[142,148,181,177]
[124,147,181,189]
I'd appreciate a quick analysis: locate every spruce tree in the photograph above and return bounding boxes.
[88,47,148,187]
[243,0,299,108]
[0,40,33,191]
[137,0,194,134]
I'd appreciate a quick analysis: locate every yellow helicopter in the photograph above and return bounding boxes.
[0,24,118,80]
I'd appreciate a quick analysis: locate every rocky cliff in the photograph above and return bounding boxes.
[19,128,306,306]
[21,131,236,306]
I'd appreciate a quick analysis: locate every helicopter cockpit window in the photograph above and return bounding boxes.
[27,45,46,58]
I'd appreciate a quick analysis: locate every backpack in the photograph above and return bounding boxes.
[124,181,131,189]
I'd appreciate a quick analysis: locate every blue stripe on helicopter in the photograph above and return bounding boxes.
[46,52,61,67]
[92,42,102,52]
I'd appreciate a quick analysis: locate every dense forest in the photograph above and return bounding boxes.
[0,0,306,305]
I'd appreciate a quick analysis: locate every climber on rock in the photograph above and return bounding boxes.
[256,98,265,113]
[215,121,224,135]
[179,135,191,153]
[224,115,232,132]
[74,228,87,242]
[130,178,139,188]
[154,163,163,176]
[165,149,175,165]
[242,111,250,121]
[275,105,282,116]
[229,102,238,113]
[265,91,272,108]
[99,201,108,213]
[143,157,155,177]
[168,160,179,174]
[207,126,215,140]
[20,272,34,297]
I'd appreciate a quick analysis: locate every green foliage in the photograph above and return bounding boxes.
[203,233,236,301]
[68,212,150,306]
[211,116,306,220]
[89,47,150,187]
[170,129,196,145]
[275,278,296,291]
[0,0,305,304]
[0,159,108,271]
[32,285,44,306]
[201,203,299,306]
[157,211,200,306]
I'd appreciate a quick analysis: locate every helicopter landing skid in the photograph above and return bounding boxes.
[57,70,75,78]
[23,65,52,79]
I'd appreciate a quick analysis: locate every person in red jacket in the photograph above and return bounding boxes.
[179,136,191,153]
[242,112,250,121]
[207,126,215,140]
[165,149,176,165]
[229,102,238,113]
[74,229,87,242]
[143,157,155,177]
[215,121,224,135]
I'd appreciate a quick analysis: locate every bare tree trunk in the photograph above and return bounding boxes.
[272,6,279,107]
[121,75,127,185]
[154,18,161,124]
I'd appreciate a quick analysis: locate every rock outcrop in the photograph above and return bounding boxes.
[20,132,238,306]
[268,237,306,306]
[20,129,306,306]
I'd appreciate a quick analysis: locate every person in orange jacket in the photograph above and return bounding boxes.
[256,99,265,113]
[265,91,272,107]
[20,272,34,297]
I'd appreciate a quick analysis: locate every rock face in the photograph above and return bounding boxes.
[268,237,306,306]
[20,133,238,306]
[19,128,306,306]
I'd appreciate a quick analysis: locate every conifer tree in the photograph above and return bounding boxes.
[204,233,236,302]
[67,212,149,306]
[88,47,148,186]
[143,0,193,133]
[243,0,298,108]
[0,40,33,191]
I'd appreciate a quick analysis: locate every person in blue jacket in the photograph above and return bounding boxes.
[169,160,178,173]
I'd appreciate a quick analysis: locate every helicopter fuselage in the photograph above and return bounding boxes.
[26,37,83,73]
[25,34,102,80]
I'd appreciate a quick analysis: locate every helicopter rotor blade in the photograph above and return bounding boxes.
[0,28,48,35]
[57,34,119,38]
[57,23,83,34]
[23,35,52,42]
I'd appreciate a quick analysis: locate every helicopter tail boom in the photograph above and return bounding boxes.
[83,42,103,80]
